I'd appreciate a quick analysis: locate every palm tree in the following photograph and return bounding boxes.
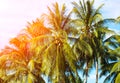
[0,18,51,83]
[92,26,117,83]
[71,0,116,83]
[71,0,103,82]
[40,2,82,83]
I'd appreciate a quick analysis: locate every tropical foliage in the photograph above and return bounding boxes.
[0,0,120,83]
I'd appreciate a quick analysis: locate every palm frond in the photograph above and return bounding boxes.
[111,61,120,74]
[115,73,120,83]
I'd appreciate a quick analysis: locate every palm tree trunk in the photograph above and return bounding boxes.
[95,60,98,83]
[84,61,88,83]
[85,74,87,83]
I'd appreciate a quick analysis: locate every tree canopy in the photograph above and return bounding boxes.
[0,0,120,83]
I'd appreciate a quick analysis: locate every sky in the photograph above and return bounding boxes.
[0,0,120,49]
[0,0,120,83]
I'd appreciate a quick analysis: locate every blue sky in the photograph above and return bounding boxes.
[0,0,120,82]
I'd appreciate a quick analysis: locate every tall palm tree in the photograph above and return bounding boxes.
[41,2,82,83]
[92,25,116,83]
[0,18,51,83]
[71,0,103,82]
[71,0,116,83]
